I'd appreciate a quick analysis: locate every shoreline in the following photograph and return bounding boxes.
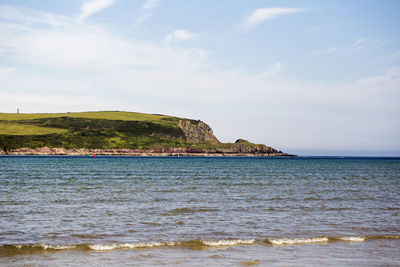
[0,147,295,157]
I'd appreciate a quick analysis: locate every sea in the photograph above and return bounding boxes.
[0,156,399,266]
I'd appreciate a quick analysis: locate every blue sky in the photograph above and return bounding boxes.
[0,0,399,155]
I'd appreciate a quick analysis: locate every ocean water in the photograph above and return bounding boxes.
[0,156,399,266]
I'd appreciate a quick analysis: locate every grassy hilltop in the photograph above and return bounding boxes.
[0,111,284,155]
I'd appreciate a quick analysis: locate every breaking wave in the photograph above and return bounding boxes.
[267,237,329,245]
[337,236,365,242]
[201,239,255,246]
[1,235,399,256]
[88,242,174,251]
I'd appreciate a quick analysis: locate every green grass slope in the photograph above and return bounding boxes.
[0,111,179,126]
[0,111,190,150]
[0,122,68,135]
[0,111,284,154]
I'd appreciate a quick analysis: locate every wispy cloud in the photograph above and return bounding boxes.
[344,38,367,54]
[136,0,159,25]
[163,29,195,44]
[142,0,158,10]
[78,0,114,22]
[309,47,338,57]
[240,7,307,31]
[0,5,65,26]
[310,38,367,57]
[259,62,283,78]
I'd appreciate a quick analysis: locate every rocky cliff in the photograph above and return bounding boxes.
[178,119,219,143]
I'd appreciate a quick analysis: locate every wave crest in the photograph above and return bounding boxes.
[2,235,399,256]
[89,242,173,251]
[338,236,365,242]
[201,239,255,246]
[268,237,329,245]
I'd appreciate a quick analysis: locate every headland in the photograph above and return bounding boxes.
[0,111,294,156]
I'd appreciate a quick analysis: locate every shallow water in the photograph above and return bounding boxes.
[1,156,399,266]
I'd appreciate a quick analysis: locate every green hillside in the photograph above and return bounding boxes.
[0,111,176,124]
[0,111,283,155]
[0,121,68,135]
[0,111,189,150]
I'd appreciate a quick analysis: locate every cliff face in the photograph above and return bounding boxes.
[178,120,219,143]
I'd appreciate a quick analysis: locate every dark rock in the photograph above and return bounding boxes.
[235,139,249,144]
[178,120,219,143]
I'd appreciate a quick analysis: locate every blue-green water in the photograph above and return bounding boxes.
[1,156,399,266]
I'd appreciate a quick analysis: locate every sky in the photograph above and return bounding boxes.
[0,0,399,156]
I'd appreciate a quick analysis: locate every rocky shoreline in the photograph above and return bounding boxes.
[0,147,295,157]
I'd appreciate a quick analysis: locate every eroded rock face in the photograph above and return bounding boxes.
[178,120,219,143]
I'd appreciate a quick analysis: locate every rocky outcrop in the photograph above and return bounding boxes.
[0,147,294,157]
[0,146,294,157]
[178,120,219,143]
[227,139,279,154]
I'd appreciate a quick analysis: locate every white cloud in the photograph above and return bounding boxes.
[0,5,66,26]
[259,62,283,77]
[163,29,195,44]
[78,0,114,22]
[0,91,117,113]
[310,38,367,57]
[271,62,283,74]
[135,0,159,25]
[241,7,307,31]
[344,38,367,54]
[135,13,152,25]
[142,0,159,10]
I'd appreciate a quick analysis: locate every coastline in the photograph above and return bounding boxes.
[0,147,295,157]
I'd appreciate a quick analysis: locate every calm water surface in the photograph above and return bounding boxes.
[0,156,399,266]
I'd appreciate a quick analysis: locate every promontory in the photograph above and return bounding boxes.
[0,111,293,156]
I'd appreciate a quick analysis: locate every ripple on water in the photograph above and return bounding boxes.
[0,156,399,265]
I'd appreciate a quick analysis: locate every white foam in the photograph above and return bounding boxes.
[269,237,329,245]
[14,244,76,250]
[42,244,76,250]
[339,236,365,242]
[89,242,173,251]
[202,239,255,246]
[120,242,174,248]
[89,244,118,251]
